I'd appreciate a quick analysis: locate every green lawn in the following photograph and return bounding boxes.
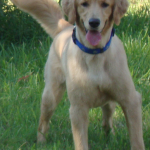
[0,1,150,150]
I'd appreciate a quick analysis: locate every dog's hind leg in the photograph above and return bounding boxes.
[37,54,66,143]
[37,81,65,143]
[102,101,116,135]
[37,83,65,143]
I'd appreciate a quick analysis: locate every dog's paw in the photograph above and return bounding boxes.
[37,132,46,144]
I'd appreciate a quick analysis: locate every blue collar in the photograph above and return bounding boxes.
[72,28,115,55]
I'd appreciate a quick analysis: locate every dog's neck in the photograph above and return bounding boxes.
[75,24,114,50]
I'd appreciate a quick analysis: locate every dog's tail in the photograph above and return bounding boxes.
[11,0,71,38]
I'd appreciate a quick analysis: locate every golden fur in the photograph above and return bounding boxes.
[11,0,145,149]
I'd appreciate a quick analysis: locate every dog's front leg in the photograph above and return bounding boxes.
[119,91,145,150]
[69,105,89,150]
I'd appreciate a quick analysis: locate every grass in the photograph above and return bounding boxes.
[0,0,150,150]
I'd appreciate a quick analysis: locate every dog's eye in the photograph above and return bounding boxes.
[101,2,109,8]
[81,2,89,7]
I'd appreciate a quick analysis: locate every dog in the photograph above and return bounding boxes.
[11,0,145,149]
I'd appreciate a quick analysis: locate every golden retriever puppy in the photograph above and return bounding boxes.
[11,0,145,149]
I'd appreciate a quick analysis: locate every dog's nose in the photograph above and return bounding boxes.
[89,18,100,28]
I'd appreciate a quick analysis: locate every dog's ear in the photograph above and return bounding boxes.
[61,0,76,24]
[113,0,129,25]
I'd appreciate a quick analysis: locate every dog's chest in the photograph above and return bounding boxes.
[68,54,110,84]
[66,55,112,107]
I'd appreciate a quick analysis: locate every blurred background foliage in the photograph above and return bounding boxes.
[0,0,149,45]
[0,0,47,45]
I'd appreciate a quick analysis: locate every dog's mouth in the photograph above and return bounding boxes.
[83,20,107,46]
[86,30,102,46]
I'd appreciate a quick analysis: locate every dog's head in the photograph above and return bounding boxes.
[62,0,129,46]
